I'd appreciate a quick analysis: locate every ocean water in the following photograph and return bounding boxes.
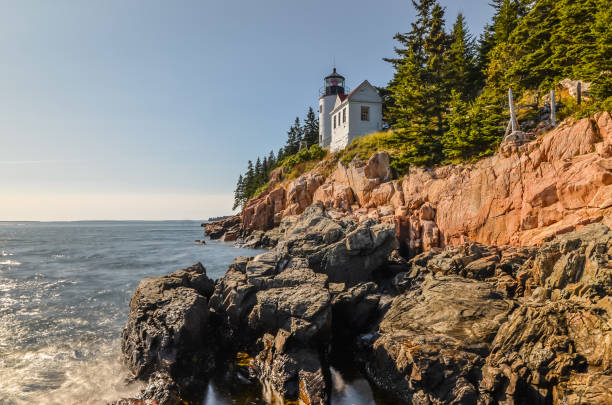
[0,221,395,405]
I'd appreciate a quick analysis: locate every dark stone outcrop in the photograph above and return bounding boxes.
[208,253,334,403]
[203,215,242,241]
[274,203,397,284]
[252,331,329,405]
[365,275,515,404]
[119,263,215,403]
[119,215,612,405]
[359,223,612,405]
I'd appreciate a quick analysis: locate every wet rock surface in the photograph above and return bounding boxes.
[121,212,612,405]
[118,263,215,404]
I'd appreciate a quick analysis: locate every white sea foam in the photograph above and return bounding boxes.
[0,259,21,266]
[0,340,143,405]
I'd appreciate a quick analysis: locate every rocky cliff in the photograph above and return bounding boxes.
[117,206,611,405]
[230,112,612,253]
[115,113,612,405]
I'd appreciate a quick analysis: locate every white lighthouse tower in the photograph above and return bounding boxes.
[318,68,346,148]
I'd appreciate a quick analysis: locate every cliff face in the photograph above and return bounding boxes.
[115,113,612,405]
[120,208,612,405]
[241,112,612,252]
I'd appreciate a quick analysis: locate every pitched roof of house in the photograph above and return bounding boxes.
[331,80,381,113]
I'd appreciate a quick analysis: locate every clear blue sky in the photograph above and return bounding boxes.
[0,0,494,220]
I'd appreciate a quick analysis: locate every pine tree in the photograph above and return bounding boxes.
[268,150,276,168]
[232,174,245,210]
[388,49,444,166]
[285,117,303,155]
[442,91,471,161]
[302,107,319,147]
[244,160,255,199]
[483,0,531,93]
[556,0,611,99]
[383,0,437,127]
[254,157,263,188]
[587,2,612,100]
[443,89,506,162]
[502,0,558,91]
[424,3,450,136]
[385,0,449,165]
[475,29,495,86]
[446,13,478,100]
[277,147,285,163]
[262,156,269,181]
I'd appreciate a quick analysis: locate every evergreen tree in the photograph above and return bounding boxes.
[385,0,449,165]
[277,147,285,163]
[254,157,262,185]
[262,156,269,181]
[424,3,450,136]
[446,13,478,100]
[268,150,276,168]
[285,117,303,155]
[442,89,505,161]
[587,2,612,100]
[556,0,611,99]
[302,107,319,147]
[383,0,437,127]
[475,30,495,86]
[244,160,255,198]
[479,0,527,93]
[388,49,444,166]
[376,86,395,128]
[232,174,245,211]
[501,0,558,91]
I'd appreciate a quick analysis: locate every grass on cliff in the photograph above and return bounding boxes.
[274,101,612,186]
[339,130,415,175]
[277,144,327,180]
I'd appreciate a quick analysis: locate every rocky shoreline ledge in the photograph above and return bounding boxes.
[113,115,611,405]
[114,203,611,405]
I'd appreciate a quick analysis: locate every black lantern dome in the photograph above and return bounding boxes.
[324,68,345,96]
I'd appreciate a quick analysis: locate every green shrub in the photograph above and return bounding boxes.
[338,130,431,175]
[252,182,269,198]
[278,144,327,179]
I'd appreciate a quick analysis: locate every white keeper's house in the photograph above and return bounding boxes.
[318,67,383,152]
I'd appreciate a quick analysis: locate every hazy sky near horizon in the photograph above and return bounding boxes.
[0,0,494,220]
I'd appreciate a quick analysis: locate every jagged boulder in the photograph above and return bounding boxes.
[208,253,334,403]
[529,223,612,298]
[121,263,215,381]
[365,275,516,404]
[483,298,612,404]
[274,203,397,284]
[252,331,328,405]
[331,282,389,340]
[203,215,242,240]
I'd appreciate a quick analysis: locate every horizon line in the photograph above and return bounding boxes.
[0,218,229,223]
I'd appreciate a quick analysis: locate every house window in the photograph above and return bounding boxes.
[319,104,322,113]
[361,106,370,121]
[342,108,346,124]
[333,114,336,129]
